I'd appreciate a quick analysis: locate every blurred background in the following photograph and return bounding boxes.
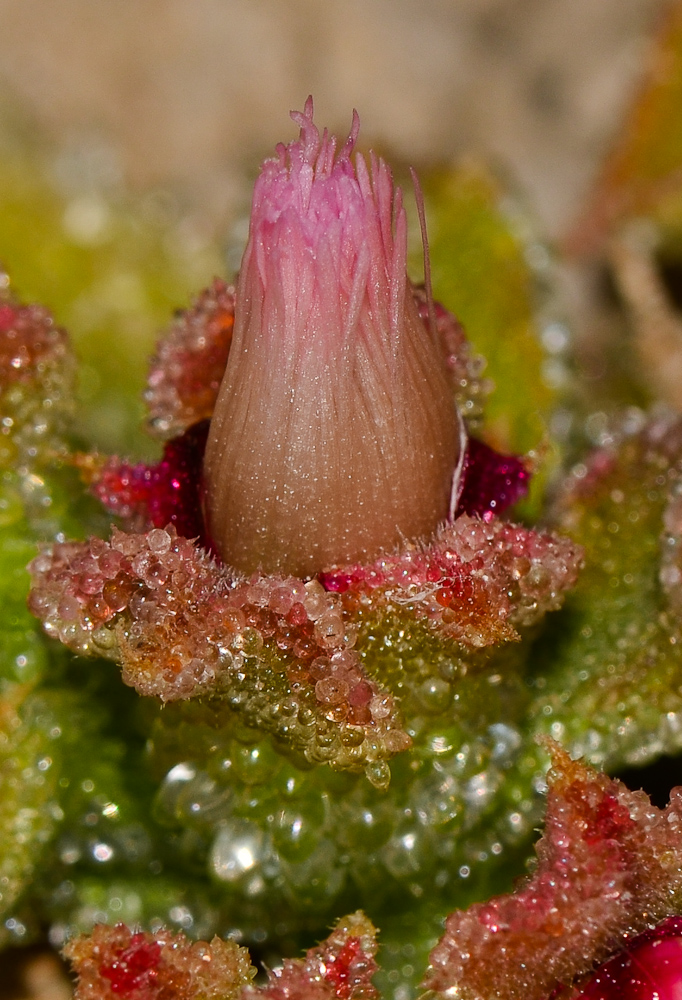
[0,0,670,239]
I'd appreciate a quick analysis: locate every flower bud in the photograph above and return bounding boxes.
[204,99,462,576]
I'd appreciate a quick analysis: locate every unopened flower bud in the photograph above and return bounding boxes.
[204,99,462,576]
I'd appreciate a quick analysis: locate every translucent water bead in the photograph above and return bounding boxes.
[145,698,530,921]
[28,525,411,777]
[210,820,269,889]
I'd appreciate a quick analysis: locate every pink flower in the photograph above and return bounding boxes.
[203,98,463,577]
[562,918,682,999]
[25,103,551,766]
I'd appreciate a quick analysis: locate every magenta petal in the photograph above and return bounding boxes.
[92,420,210,545]
[456,437,530,520]
[576,918,682,1000]
[146,420,210,542]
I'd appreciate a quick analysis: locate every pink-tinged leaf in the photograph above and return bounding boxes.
[242,911,379,1000]
[320,515,581,644]
[27,524,411,775]
[63,923,254,1000]
[145,278,235,440]
[423,740,682,1000]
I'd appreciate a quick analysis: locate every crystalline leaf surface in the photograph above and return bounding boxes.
[64,922,255,1000]
[243,911,379,1000]
[319,514,581,640]
[528,413,682,770]
[27,524,411,773]
[0,298,75,464]
[145,279,235,440]
[27,509,581,776]
[423,740,682,1000]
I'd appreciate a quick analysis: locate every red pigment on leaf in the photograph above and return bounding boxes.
[0,301,70,385]
[583,793,635,846]
[318,515,581,647]
[101,935,161,995]
[64,923,254,1000]
[324,937,363,998]
[242,911,379,1000]
[423,741,682,1000]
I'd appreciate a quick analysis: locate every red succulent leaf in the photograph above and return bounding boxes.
[145,278,235,440]
[64,923,254,1000]
[423,740,682,1000]
[242,911,379,1000]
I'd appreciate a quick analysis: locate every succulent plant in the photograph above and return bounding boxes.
[9,7,682,1000]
